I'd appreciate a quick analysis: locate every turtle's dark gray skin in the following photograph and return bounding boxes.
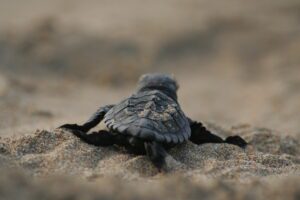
[59,73,247,171]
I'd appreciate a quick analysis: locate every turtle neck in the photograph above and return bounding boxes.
[138,86,178,102]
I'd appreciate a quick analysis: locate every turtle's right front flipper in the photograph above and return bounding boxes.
[59,104,114,133]
[188,119,247,148]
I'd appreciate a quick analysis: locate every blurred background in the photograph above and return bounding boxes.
[0,0,300,137]
[0,1,300,199]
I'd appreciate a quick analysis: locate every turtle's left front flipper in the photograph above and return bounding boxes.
[59,104,114,133]
[188,119,247,148]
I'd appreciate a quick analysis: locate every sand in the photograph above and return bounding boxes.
[0,125,299,199]
[0,0,300,199]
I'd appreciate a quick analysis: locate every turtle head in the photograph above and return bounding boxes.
[136,73,179,100]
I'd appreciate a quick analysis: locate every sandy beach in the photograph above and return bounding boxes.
[0,0,299,199]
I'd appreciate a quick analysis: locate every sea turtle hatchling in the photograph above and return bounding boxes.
[59,73,247,171]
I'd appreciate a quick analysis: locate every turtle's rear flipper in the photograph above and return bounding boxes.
[69,130,116,146]
[59,124,87,132]
[144,141,168,172]
[189,121,247,148]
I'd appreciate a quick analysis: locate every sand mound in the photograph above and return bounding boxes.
[0,125,299,199]
[1,125,299,180]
